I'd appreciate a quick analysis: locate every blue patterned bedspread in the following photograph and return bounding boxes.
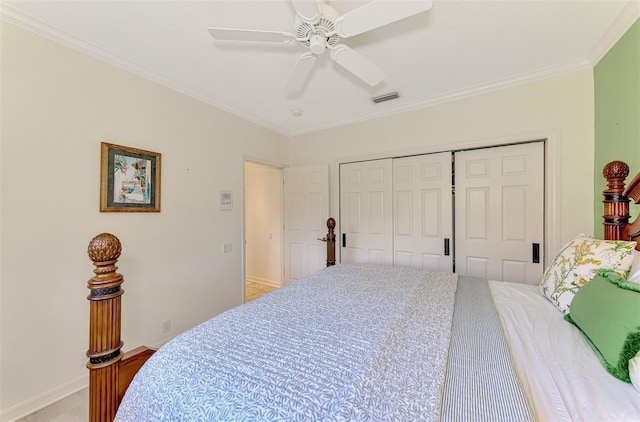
[115,264,458,421]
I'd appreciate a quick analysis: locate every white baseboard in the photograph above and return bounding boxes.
[0,341,173,422]
[1,374,88,422]
[246,275,281,288]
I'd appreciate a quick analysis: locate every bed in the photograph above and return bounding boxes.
[85,160,640,421]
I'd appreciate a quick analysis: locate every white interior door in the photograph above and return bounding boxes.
[284,164,329,284]
[340,159,393,264]
[455,142,544,284]
[393,152,453,271]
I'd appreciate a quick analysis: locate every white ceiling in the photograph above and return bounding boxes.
[2,0,637,136]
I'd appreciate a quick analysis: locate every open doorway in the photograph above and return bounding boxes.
[244,161,284,302]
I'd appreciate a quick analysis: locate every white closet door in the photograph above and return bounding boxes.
[284,164,329,284]
[455,142,544,284]
[393,152,453,271]
[340,159,393,265]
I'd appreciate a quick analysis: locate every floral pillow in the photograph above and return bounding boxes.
[539,234,637,313]
[628,250,640,284]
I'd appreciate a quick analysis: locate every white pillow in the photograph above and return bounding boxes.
[628,250,640,284]
[630,350,640,392]
[539,234,637,314]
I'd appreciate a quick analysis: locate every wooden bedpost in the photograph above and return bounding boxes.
[326,218,336,266]
[603,160,630,241]
[623,171,640,248]
[86,233,124,422]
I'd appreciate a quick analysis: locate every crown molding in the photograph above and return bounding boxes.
[2,1,636,139]
[587,0,639,66]
[0,3,290,136]
[290,58,593,137]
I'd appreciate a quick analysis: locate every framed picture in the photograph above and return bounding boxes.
[100,142,161,212]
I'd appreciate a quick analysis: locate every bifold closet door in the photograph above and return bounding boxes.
[393,152,453,271]
[340,159,393,265]
[454,142,544,284]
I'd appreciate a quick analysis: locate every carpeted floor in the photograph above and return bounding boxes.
[16,387,88,422]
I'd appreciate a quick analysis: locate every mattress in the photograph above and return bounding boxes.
[115,264,460,421]
[116,267,638,421]
[489,280,640,421]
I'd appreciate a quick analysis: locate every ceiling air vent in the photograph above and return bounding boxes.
[372,91,400,104]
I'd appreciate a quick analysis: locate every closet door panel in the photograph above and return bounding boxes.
[421,189,441,237]
[340,159,393,265]
[395,190,413,235]
[455,142,544,284]
[502,186,527,241]
[393,152,453,271]
[466,187,489,239]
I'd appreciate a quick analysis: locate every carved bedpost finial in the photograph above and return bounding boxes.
[88,233,122,275]
[86,233,124,422]
[326,218,336,267]
[602,161,630,242]
[603,160,629,192]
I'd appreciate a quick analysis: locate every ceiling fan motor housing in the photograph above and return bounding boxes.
[295,3,340,54]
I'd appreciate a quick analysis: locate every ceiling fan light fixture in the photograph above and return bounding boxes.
[309,34,326,55]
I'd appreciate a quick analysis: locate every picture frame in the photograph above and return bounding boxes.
[100,142,161,212]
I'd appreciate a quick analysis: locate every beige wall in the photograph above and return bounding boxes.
[289,70,596,261]
[0,22,289,418]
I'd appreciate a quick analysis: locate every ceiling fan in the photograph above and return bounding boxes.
[207,0,433,92]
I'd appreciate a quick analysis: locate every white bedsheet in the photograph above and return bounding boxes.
[489,280,640,422]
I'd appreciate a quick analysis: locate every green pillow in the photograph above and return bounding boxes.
[565,274,640,383]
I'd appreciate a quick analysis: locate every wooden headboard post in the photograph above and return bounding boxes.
[602,160,630,241]
[86,233,125,422]
[326,218,336,266]
[623,171,640,246]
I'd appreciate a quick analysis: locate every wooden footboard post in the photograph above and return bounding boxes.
[326,218,336,266]
[603,161,630,241]
[86,233,125,422]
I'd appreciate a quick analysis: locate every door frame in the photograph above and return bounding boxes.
[242,158,285,303]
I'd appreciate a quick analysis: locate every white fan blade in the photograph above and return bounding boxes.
[207,27,293,43]
[334,0,433,38]
[291,0,320,24]
[285,52,317,92]
[330,45,385,86]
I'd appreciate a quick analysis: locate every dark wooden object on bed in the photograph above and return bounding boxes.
[623,170,640,246]
[603,160,640,250]
[86,233,155,422]
[326,217,336,266]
